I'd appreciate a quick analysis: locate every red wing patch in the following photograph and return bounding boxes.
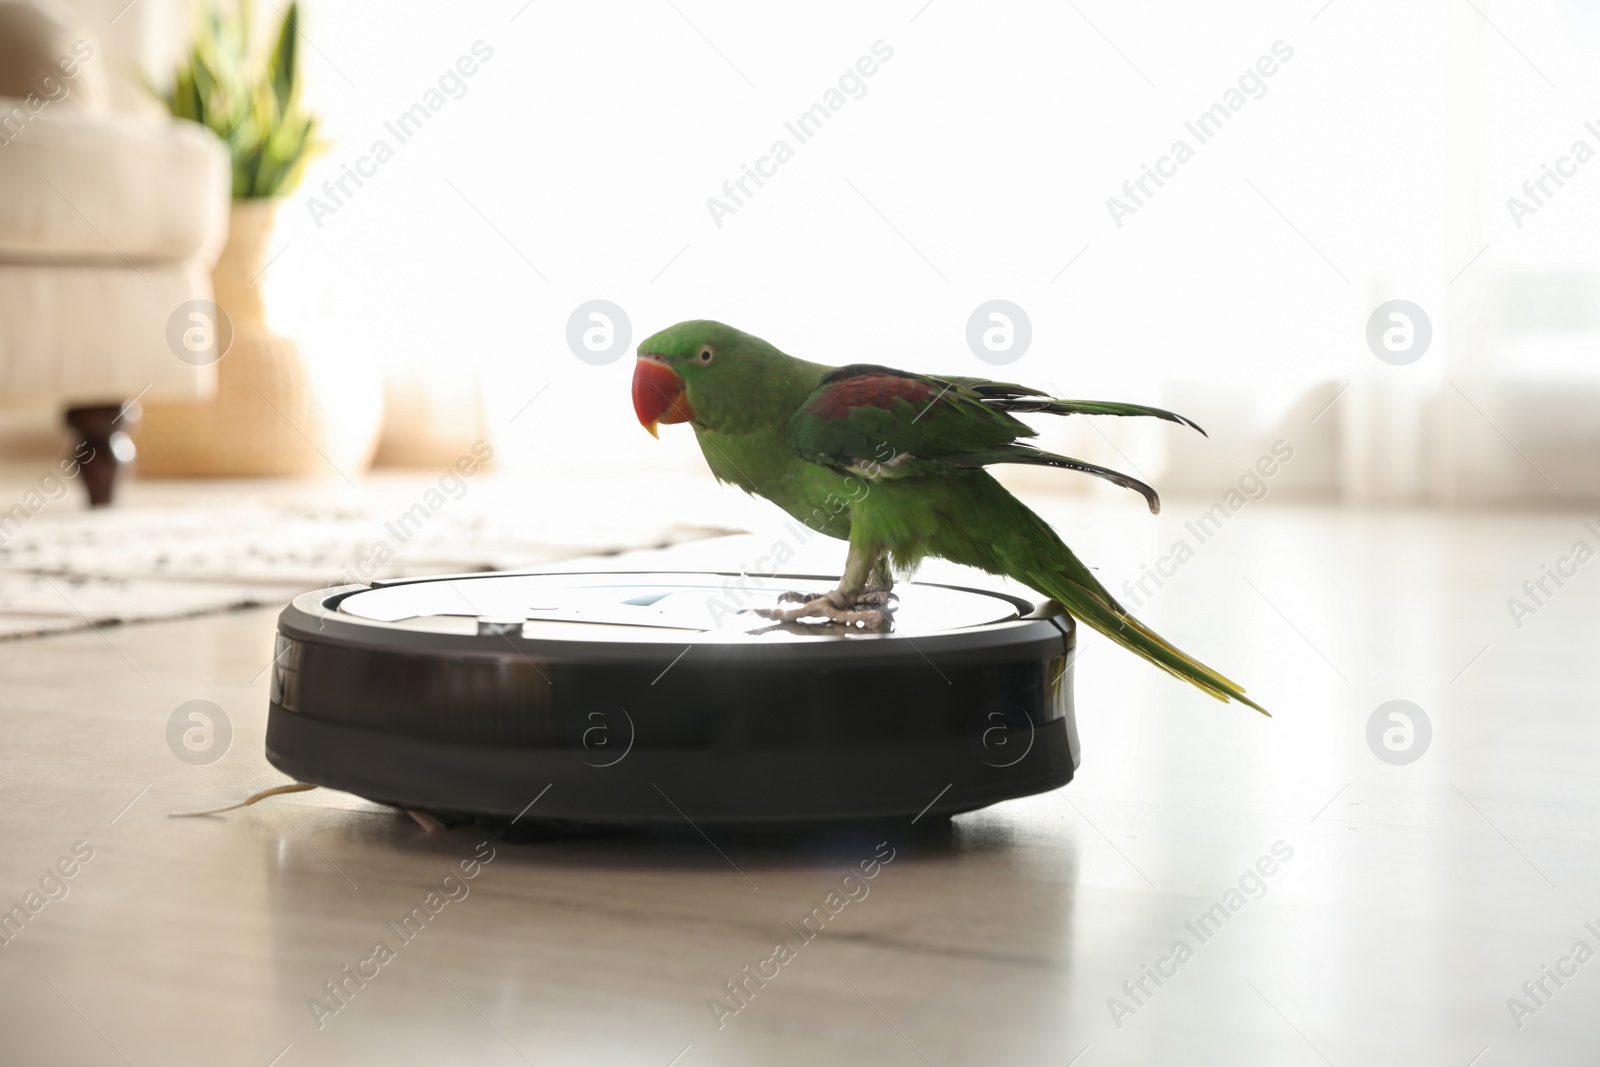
[808,374,938,419]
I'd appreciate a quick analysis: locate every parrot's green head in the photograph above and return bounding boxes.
[632,319,791,436]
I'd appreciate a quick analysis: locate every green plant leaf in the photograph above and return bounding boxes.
[267,2,300,114]
[153,0,321,200]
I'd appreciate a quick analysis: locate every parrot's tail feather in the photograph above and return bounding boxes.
[948,447,1161,514]
[1032,568,1270,715]
[948,475,1268,715]
[1075,598,1260,713]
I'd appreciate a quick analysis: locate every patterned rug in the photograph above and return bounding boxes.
[0,491,731,640]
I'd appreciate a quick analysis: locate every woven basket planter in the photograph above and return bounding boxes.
[134,200,381,477]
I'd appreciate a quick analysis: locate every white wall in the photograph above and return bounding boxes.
[54,0,1600,504]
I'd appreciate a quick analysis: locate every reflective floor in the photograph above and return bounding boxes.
[1,501,1596,1066]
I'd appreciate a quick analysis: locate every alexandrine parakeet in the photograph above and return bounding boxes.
[631,320,1267,715]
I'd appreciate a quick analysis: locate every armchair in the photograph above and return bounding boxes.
[0,0,229,503]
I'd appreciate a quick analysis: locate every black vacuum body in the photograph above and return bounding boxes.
[266,571,1079,827]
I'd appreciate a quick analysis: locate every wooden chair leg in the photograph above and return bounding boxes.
[63,403,139,507]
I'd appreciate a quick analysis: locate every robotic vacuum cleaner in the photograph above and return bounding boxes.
[266,570,1079,828]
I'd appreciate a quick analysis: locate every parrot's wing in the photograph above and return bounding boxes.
[786,365,1032,469]
[785,366,1165,511]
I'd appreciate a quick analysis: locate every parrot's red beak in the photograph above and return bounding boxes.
[632,357,695,438]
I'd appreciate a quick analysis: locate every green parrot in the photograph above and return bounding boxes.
[631,319,1267,715]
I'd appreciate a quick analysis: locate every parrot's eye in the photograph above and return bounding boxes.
[698,346,714,363]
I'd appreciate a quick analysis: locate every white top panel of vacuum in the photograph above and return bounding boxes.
[337,571,1024,642]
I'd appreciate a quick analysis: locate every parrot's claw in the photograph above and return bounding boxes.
[853,590,898,613]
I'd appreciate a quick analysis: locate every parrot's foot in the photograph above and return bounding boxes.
[774,582,895,607]
[755,588,894,629]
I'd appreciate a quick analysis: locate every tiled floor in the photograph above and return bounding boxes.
[1,474,1596,1065]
